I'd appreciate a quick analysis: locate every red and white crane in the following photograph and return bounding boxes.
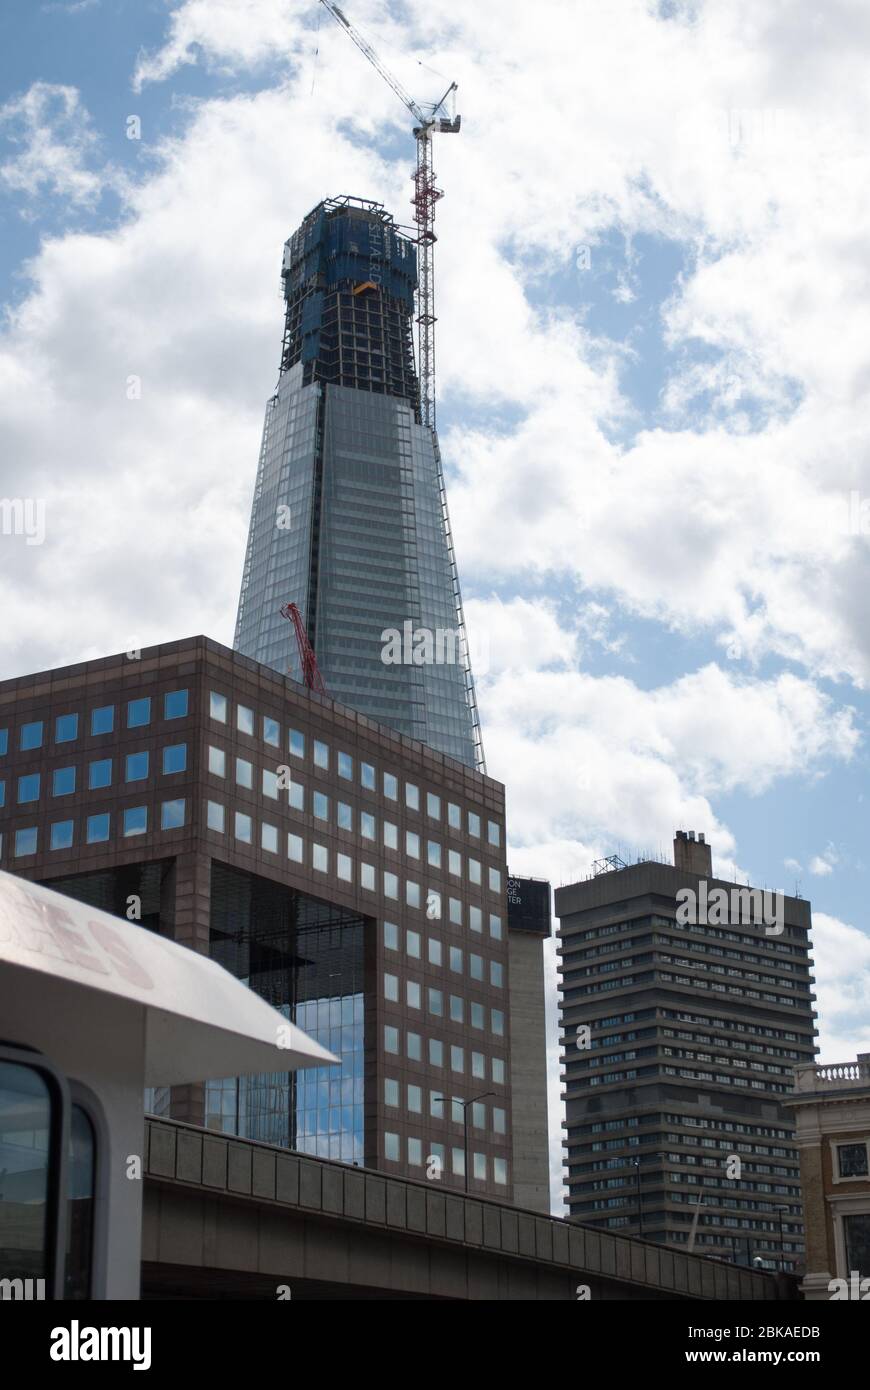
[318,1,460,430]
[280,602,327,694]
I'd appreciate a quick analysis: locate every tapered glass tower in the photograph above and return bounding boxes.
[235,196,483,770]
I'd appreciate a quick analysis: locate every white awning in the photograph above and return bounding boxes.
[0,870,338,1085]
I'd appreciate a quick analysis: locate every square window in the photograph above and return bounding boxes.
[427,840,441,868]
[237,705,254,736]
[427,792,440,819]
[428,937,442,967]
[360,761,375,790]
[207,801,225,833]
[449,897,462,925]
[449,995,463,1024]
[162,744,186,775]
[406,930,421,959]
[234,811,252,842]
[263,716,280,747]
[473,1153,486,1181]
[261,822,278,853]
[408,1084,422,1114]
[491,1009,504,1037]
[288,728,304,758]
[488,867,501,893]
[493,1107,506,1135]
[405,782,419,811]
[88,759,112,790]
[384,921,399,950]
[209,692,228,723]
[337,801,353,830]
[360,863,375,891]
[55,713,78,743]
[262,768,279,799]
[0,728,7,756]
[313,740,329,769]
[17,772,40,803]
[384,972,399,1002]
[428,987,443,1016]
[489,913,502,941]
[383,820,397,849]
[235,758,253,789]
[406,880,420,909]
[384,1131,400,1161]
[14,826,38,856]
[123,806,148,837]
[448,802,461,829]
[384,1026,399,1055]
[407,1033,421,1061]
[837,1143,869,1178]
[492,1057,505,1085]
[488,820,501,847]
[337,852,352,882]
[338,751,353,779]
[312,843,328,873]
[287,832,303,862]
[406,831,420,858]
[490,960,503,988]
[448,849,461,877]
[126,751,149,782]
[471,1051,485,1080]
[468,858,481,885]
[408,1137,422,1166]
[452,1148,465,1178]
[50,820,74,851]
[385,1078,399,1107]
[127,698,151,729]
[86,814,109,844]
[470,954,483,981]
[471,1002,484,1029]
[361,811,375,839]
[161,799,186,830]
[384,871,398,899]
[20,721,43,751]
[450,946,462,973]
[472,1101,486,1130]
[450,1045,464,1074]
[288,780,304,811]
[164,689,188,719]
[494,1157,508,1185]
[468,812,480,838]
[469,906,482,934]
[91,706,113,736]
[407,980,421,1009]
[383,772,397,800]
[429,1041,443,1068]
[207,745,225,777]
[53,766,76,796]
[313,791,329,820]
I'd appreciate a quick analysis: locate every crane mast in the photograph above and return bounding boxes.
[319,1,460,429]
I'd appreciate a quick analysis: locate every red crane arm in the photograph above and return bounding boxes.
[279,603,327,695]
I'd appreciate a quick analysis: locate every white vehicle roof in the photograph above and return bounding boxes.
[0,869,337,1084]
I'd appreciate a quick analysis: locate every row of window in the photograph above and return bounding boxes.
[385,939,502,988]
[382,1133,508,1185]
[384,976,504,1033]
[384,1024,507,1067]
[7,800,186,855]
[0,691,189,754]
[384,1081,507,1134]
[1,746,187,805]
[209,691,501,843]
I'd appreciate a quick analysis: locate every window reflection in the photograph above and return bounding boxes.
[0,1062,52,1290]
[65,1106,95,1300]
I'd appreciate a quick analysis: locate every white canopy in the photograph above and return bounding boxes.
[0,870,338,1085]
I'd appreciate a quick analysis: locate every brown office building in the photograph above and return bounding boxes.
[555,832,817,1268]
[0,636,555,1204]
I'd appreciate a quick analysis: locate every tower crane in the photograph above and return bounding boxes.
[318,1,460,430]
[280,602,328,694]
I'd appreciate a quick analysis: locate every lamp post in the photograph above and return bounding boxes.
[632,1157,643,1238]
[431,1092,495,1190]
[774,1205,789,1272]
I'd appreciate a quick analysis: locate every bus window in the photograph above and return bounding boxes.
[65,1105,95,1300]
[0,1061,54,1297]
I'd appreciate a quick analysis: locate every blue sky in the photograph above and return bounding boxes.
[2,3,870,1197]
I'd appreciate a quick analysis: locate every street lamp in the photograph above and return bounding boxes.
[433,1091,495,1191]
[774,1205,789,1272]
[632,1157,643,1237]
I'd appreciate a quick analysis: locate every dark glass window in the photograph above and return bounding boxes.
[0,1062,54,1293]
[164,690,188,720]
[90,706,113,736]
[838,1143,869,1178]
[88,759,112,790]
[0,729,7,756]
[53,766,76,796]
[20,721,43,751]
[50,821,74,851]
[162,744,186,775]
[844,1214,870,1278]
[86,814,110,844]
[127,698,151,729]
[55,714,79,743]
[125,751,149,782]
[17,773,40,803]
[65,1105,95,1300]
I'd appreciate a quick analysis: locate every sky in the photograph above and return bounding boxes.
[2,0,870,1212]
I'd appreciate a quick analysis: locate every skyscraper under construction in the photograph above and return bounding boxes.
[235,195,483,770]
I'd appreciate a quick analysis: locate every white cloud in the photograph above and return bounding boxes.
[0,83,107,208]
[809,845,840,877]
[812,913,870,1060]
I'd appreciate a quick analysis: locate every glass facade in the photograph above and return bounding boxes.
[235,196,483,770]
